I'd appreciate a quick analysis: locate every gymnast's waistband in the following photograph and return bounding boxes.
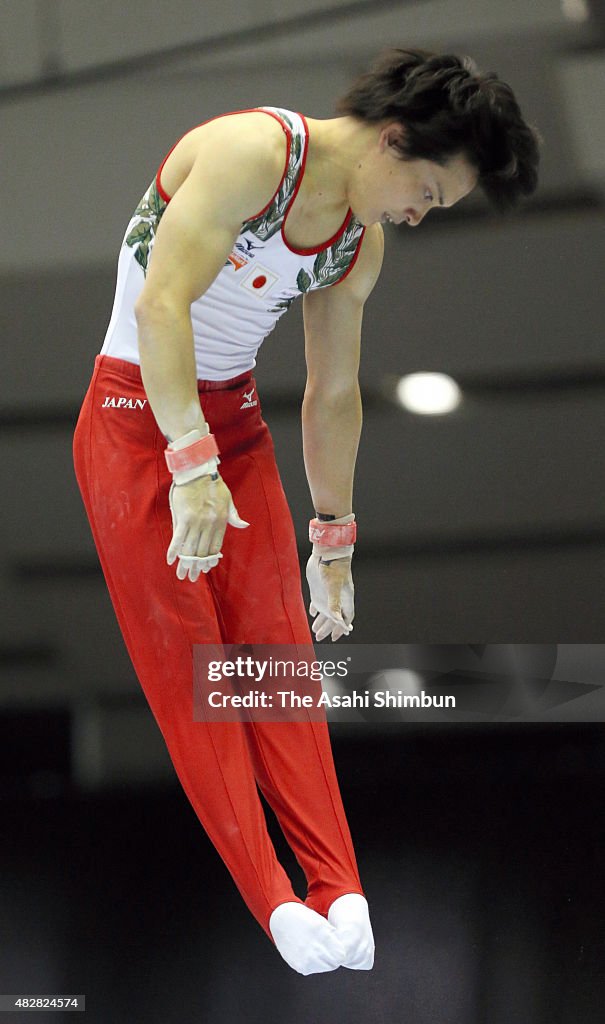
[93,355,254,393]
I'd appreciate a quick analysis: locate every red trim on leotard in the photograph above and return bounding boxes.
[281,112,355,257]
[155,108,292,222]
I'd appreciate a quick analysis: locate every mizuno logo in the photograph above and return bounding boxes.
[102,396,147,409]
[238,238,262,253]
[226,239,263,272]
[240,388,258,409]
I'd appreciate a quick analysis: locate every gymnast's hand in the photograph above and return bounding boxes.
[306,553,354,642]
[167,474,249,582]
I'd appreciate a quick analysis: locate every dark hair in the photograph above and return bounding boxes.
[336,48,540,210]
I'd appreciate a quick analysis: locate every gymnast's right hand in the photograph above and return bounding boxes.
[163,427,249,581]
[167,474,249,582]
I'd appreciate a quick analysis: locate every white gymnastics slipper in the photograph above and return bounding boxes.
[327,893,375,970]
[269,902,346,975]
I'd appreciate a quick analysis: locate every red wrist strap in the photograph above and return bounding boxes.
[309,518,357,546]
[164,434,220,474]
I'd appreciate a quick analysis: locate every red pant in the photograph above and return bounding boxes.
[73,355,362,935]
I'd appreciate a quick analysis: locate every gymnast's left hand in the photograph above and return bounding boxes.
[306,553,354,642]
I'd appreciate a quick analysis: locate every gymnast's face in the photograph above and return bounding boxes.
[353,123,478,227]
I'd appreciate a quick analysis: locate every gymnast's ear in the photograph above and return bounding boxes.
[378,122,408,155]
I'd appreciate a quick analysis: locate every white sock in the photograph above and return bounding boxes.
[327,893,375,970]
[269,902,346,976]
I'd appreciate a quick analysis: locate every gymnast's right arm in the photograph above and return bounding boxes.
[133,117,285,580]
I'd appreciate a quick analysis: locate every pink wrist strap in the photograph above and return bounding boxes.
[309,518,357,546]
[165,434,220,474]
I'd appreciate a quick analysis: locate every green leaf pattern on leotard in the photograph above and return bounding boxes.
[124,181,167,275]
[296,268,312,293]
[267,296,296,315]
[309,219,364,288]
[242,108,364,294]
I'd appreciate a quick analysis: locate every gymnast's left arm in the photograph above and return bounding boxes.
[301,223,384,641]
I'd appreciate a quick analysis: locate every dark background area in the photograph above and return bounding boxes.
[2,725,604,1024]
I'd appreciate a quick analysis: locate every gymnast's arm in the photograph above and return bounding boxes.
[134,114,286,443]
[133,114,287,576]
[301,222,385,517]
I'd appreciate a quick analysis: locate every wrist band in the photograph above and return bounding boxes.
[309,518,357,547]
[165,433,220,474]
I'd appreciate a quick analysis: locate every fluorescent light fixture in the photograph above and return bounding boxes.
[395,372,462,415]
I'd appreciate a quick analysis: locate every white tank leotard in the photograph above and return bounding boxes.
[100,107,366,380]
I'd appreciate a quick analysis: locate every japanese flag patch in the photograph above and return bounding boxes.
[239,264,279,298]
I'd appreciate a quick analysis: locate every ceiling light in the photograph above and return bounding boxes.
[395,372,462,415]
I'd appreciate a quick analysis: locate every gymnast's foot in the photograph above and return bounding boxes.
[269,902,346,975]
[327,893,375,970]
